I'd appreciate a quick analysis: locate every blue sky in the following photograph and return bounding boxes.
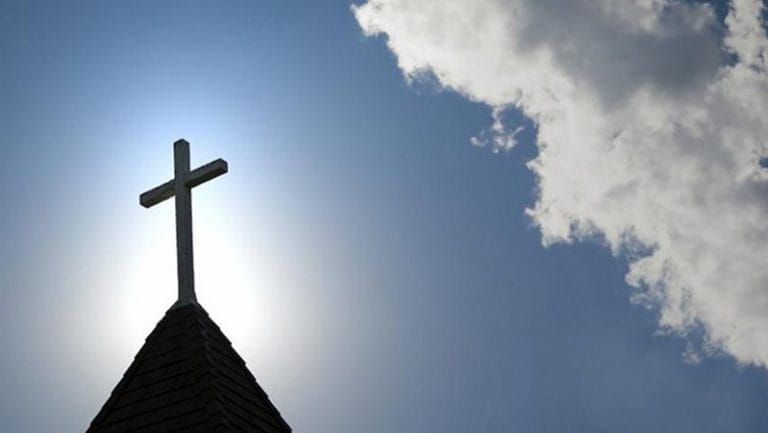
[2,1,768,432]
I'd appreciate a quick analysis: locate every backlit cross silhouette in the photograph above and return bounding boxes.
[140,139,228,307]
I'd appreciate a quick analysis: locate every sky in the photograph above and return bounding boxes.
[2,1,768,432]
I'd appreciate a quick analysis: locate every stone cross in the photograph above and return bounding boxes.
[140,139,228,307]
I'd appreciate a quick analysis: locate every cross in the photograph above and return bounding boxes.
[140,139,228,307]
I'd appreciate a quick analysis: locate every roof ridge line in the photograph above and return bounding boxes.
[86,305,178,431]
[190,308,237,432]
[192,306,292,432]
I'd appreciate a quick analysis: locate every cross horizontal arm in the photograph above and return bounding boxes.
[186,158,228,189]
[140,179,175,208]
[139,158,228,208]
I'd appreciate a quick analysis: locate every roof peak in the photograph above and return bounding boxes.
[87,303,291,432]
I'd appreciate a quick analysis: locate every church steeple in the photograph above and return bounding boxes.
[86,303,292,432]
[87,141,291,432]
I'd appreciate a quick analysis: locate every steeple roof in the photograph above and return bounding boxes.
[86,303,291,433]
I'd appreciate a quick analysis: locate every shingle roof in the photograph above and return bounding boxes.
[86,303,292,433]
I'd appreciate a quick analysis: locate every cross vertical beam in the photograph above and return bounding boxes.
[140,139,228,307]
[174,140,195,305]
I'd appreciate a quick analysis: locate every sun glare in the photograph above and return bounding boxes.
[114,194,290,362]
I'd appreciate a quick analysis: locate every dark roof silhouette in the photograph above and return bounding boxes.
[86,303,291,433]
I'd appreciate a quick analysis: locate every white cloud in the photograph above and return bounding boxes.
[353,0,768,366]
